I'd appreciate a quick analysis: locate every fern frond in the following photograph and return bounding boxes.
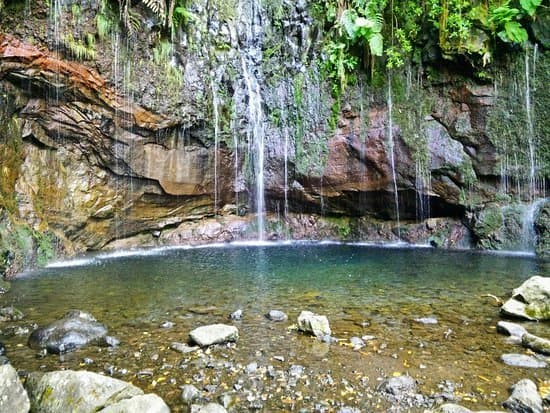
[142,0,166,22]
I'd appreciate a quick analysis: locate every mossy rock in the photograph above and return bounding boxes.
[534,201,550,258]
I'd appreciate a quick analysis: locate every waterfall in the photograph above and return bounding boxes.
[238,0,265,240]
[520,198,546,252]
[211,78,220,215]
[387,76,401,237]
[524,46,537,200]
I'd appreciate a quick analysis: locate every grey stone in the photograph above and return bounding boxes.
[171,342,199,354]
[0,280,10,294]
[98,394,170,413]
[191,402,228,413]
[297,311,331,338]
[496,321,527,339]
[25,370,144,413]
[0,363,30,413]
[27,310,108,354]
[0,342,5,356]
[501,353,547,368]
[181,384,201,404]
[522,332,550,355]
[189,324,238,347]
[414,317,438,324]
[349,337,365,349]
[379,375,417,397]
[501,276,550,321]
[266,310,287,321]
[503,379,543,413]
[0,306,24,322]
[229,309,243,320]
[435,403,472,413]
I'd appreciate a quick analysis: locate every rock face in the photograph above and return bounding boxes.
[28,310,109,354]
[0,0,548,264]
[297,311,331,338]
[501,276,550,321]
[189,324,239,347]
[503,379,543,413]
[26,370,169,413]
[0,363,30,413]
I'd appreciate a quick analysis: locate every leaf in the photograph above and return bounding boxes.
[520,0,542,16]
[341,9,358,39]
[369,33,383,56]
[504,21,528,43]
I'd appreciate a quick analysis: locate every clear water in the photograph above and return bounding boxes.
[1,244,548,412]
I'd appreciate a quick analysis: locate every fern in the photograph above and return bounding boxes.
[63,33,96,61]
[142,0,166,22]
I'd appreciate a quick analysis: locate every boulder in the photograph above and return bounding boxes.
[501,276,550,321]
[98,394,170,413]
[28,310,109,354]
[189,324,238,347]
[501,354,547,368]
[25,370,154,413]
[0,363,30,413]
[522,333,550,355]
[496,321,527,341]
[266,310,288,322]
[297,311,331,338]
[503,379,543,413]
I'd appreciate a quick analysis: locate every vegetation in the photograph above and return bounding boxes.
[313,0,544,97]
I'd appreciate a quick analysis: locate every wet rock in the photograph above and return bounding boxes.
[522,333,550,355]
[503,379,543,413]
[414,317,438,324]
[297,311,331,338]
[497,321,527,341]
[245,362,258,374]
[0,306,24,321]
[160,321,175,328]
[181,384,201,404]
[434,403,472,413]
[266,310,288,321]
[102,335,120,347]
[229,309,243,320]
[337,407,361,413]
[349,336,365,350]
[27,310,109,354]
[0,279,10,294]
[25,370,163,412]
[0,342,5,356]
[171,342,199,354]
[0,356,9,365]
[501,354,547,368]
[190,402,228,413]
[501,276,550,321]
[99,394,170,413]
[0,363,30,413]
[379,375,417,397]
[189,324,238,347]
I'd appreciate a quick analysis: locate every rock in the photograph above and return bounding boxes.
[534,200,550,258]
[349,337,365,350]
[503,379,543,413]
[521,333,550,355]
[434,403,472,413]
[181,384,201,404]
[27,310,108,354]
[171,342,199,353]
[160,321,175,328]
[337,407,361,413]
[229,309,243,320]
[501,276,550,321]
[102,336,120,347]
[245,362,258,374]
[379,375,417,397]
[98,394,170,413]
[297,311,331,338]
[266,310,288,321]
[496,321,527,340]
[0,279,10,294]
[0,306,23,322]
[190,402,228,413]
[0,342,5,356]
[414,317,438,324]
[25,370,152,413]
[0,363,30,413]
[189,324,238,347]
[501,354,547,368]
[0,356,9,365]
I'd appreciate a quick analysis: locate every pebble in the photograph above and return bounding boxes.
[266,310,288,322]
[349,337,365,350]
[414,317,438,325]
[229,309,243,320]
[160,321,175,328]
[171,342,199,354]
[501,353,547,368]
[245,362,258,374]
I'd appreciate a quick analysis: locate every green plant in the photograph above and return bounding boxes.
[62,33,96,61]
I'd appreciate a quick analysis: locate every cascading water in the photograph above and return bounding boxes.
[211,77,221,215]
[524,45,537,200]
[386,76,401,238]
[520,198,545,251]
[237,0,265,240]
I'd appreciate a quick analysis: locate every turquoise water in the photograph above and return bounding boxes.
[1,243,548,411]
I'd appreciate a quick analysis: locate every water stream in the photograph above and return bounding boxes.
[387,76,401,237]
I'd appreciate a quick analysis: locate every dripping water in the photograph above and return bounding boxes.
[211,78,221,215]
[387,76,401,238]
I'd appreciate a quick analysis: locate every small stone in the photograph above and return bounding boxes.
[102,336,120,347]
[435,403,472,413]
[501,353,547,368]
[361,335,376,341]
[189,324,239,347]
[297,311,331,338]
[349,337,365,350]
[414,317,438,325]
[288,365,305,377]
[171,342,199,354]
[266,310,287,322]
[190,402,228,413]
[245,362,258,374]
[82,358,94,365]
[273,355,284,362]
[496,321,527,340]
[0,306,24,322]
[0,280,10,294]
[379,375,417,397]
[160,321,175,329]
[229,309,243,320]
[503,379,543,413]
